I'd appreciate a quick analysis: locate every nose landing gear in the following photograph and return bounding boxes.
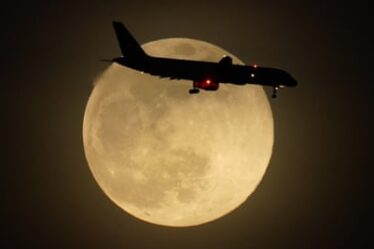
[272,86,279,98]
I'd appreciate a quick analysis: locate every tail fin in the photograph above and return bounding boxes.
[112,21,147,58]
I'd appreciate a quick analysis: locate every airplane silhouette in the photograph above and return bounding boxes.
[108,21,297,98]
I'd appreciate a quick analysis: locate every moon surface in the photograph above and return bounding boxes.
[83,38,274,227]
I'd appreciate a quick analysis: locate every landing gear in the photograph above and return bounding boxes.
[272,86,279,98]
[189,88,200,94]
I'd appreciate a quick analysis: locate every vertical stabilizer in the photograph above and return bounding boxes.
[112,22,147,58]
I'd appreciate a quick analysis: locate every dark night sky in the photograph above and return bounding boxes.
[1,0,372,248]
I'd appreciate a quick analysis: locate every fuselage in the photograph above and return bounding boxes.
[114,55,297,88]
[110,21,297,97]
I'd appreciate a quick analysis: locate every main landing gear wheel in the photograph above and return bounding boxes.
[189,88,200,94]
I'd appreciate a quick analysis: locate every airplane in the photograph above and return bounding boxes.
[108,21,297,98]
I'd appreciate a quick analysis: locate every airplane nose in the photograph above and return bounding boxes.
[282,71,297,87]
[287,74,298,87]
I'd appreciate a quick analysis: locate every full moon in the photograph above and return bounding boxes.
[83,38,274,227]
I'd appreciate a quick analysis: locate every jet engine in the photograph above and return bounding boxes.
[193,79,219,91]
[189,79,219,94]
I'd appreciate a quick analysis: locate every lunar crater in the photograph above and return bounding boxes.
[174,43,197,57]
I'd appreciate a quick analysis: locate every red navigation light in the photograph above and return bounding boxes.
[253,64,258,68]
[206,79,211,84]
